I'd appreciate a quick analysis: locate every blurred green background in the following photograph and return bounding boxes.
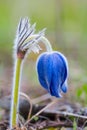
[0,0,87,105]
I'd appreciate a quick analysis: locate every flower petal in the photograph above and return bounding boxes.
[61,81,68,93]
[49,53,63,97]
[57,52,68,81]
[37,53,52,91]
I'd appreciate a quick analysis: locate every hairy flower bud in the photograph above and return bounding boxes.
[14,18,45,59]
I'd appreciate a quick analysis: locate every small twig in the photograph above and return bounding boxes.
[37,120,73,129]
[82,120,87,129]
[32,93,51,104]
[20,92,32,119]
[44,110,87,120]
[24,99,58,126]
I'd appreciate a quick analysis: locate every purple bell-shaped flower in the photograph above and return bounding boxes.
[36,51,68,98]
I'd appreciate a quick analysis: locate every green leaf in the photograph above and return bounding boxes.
[82,84,87,94]
[76,88,82,97]
[73,119,77,130]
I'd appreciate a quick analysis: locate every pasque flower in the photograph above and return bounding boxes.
[10,17,68,128]
[36,51,68,97]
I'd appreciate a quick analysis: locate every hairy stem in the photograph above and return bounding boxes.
[10,57,22,128]
[28,35,53,52]
[41,36,53,52]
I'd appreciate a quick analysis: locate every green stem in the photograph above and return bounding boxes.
[10,57,22,128]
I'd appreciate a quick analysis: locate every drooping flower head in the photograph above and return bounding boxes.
[14,18,45,59]
[36,51,68,98]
